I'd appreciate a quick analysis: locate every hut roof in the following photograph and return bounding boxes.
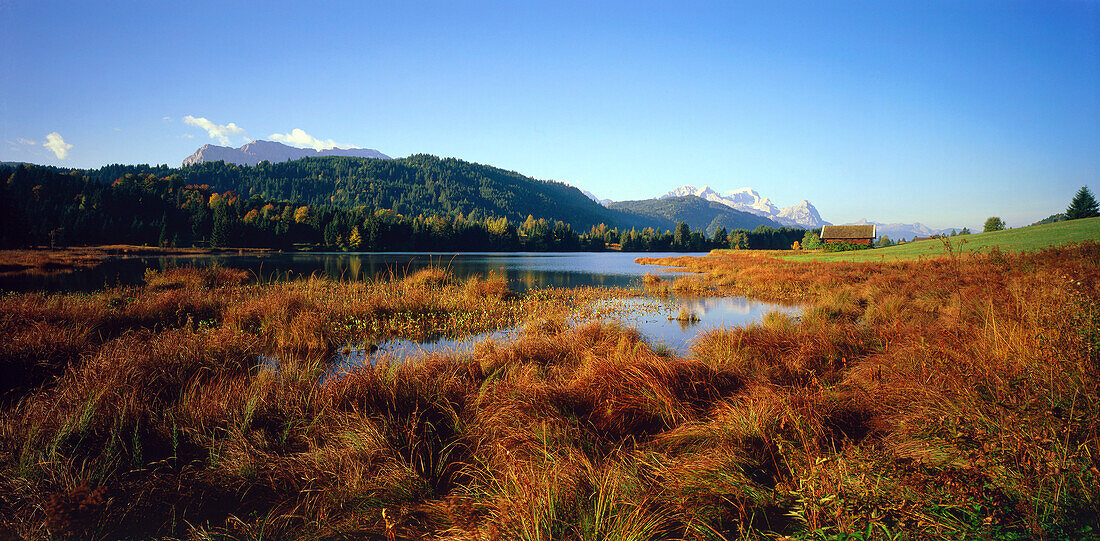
[820,224,876,240]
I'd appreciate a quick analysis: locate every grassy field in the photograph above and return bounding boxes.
[777,216,1100,263]
[1,242,1098,539]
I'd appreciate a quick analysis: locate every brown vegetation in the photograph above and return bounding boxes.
[0,243,1097,539]
[0,245,268,278]
[0,249,105,276]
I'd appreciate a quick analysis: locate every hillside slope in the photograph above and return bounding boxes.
[86,155,658,231]
[784,217,1100,262]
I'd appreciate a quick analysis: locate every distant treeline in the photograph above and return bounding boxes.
[0,163,806,252]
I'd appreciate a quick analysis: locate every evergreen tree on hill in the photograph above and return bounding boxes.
[672,222,690,249]
[1065,186,1099,220]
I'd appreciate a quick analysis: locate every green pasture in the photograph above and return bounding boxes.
[783,216,1100,262]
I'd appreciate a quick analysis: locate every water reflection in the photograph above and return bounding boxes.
[0,251,697,293]
[616,296,800,356]
[325,295,801,380]
[324,328,518,381]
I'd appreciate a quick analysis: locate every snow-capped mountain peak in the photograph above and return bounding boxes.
[776,200,824,228]
[659,185,825,228]
[182,140,390,167]
[663,185,705,198]
[719,187,779,216]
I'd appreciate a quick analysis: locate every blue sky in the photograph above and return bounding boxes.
[2,1,1097,229]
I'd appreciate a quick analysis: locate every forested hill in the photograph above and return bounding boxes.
[610,195,781,236]
[81,155,657,231]
[1,161,805,251]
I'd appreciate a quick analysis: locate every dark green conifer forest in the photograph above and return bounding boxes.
[1,156,806,252]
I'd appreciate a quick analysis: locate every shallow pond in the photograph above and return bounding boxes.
[325,295,800,379]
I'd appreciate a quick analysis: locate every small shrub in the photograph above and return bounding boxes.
[823,241,872,252]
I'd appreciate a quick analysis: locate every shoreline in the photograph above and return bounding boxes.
[0,245,274,277]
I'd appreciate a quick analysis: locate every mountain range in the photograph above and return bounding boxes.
[587,185,966,239]
[609,196,783,236]
[659,185,828,229]
[182,140,391,167]
[843,219,964,241]
[178,141,960,239]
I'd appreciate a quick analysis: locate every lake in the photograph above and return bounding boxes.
[0,251,699,292]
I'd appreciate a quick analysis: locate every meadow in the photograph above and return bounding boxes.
[0,234,1097,539]
[783,216,1100,263]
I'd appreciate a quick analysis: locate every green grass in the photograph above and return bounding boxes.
[784,216,1100,262]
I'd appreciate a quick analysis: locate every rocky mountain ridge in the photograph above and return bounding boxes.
[584,185,963,237]
[182,140,391,167]
[844,219,965,242]
[660,185,828,228]
[581,190,613,207]
[608,196,782,237]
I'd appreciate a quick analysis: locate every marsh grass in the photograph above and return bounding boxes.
[0,249,104,276]
[1,244,1098,539]
[671,307,701,323]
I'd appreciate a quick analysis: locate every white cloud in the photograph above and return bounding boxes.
[183,115,246,145]
[162,116,172,121]
[269,128,351,151]
[17,138,36,145]
[43,132,73,159]
[181,133,195,139]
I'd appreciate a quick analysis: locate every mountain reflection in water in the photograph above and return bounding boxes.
[1,251,697,292]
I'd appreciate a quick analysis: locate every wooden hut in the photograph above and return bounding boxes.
[819,224,876,246]
[911,235,941,243]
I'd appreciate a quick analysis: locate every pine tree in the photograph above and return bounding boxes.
[672,222,690,249]
[158,214,169,247]
[1065,186,1099,220]
[712,226,728,248]
[211,203,231,247]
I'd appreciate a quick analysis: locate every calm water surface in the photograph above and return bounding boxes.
[325,295,799,379]
[0,251,697,292]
